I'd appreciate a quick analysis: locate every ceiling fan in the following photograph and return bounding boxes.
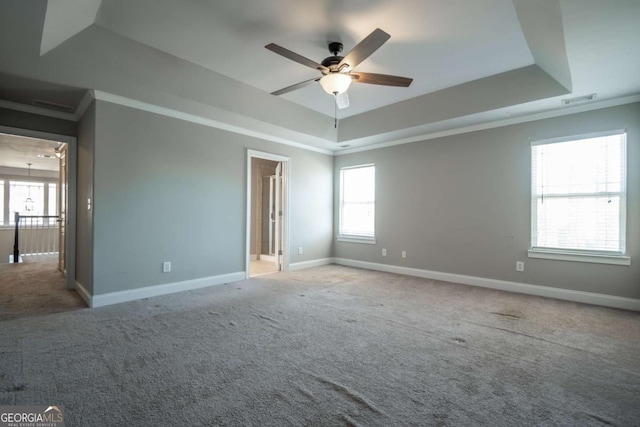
[265,28,413,109]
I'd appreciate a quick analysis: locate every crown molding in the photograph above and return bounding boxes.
[2,90,638,157]
[73,90,95,120]
[335,94,640,155]
[92,90,334,155]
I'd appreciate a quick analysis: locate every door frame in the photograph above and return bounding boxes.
[246,149,290,279]
[274,162,283,272]
[58,143,68,274]
[0,125,77,290]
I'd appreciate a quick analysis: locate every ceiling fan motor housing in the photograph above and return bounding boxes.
[321,42,345,72]
[328,42,343,55]
[321,55,344,70]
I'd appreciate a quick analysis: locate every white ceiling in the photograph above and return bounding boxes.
[93,0,535,117]
[0,133,61,172]
[0,0,638,153]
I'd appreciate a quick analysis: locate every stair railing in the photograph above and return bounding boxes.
[13,212,60,263]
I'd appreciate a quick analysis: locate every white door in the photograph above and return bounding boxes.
[274,163,284,271]
[58,145,67,274]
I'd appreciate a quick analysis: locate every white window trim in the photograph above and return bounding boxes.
[530,129,626,147]
[338,163,376,244]
[528,249,630,266]
[529,129,629,266]
[337,235,377,244]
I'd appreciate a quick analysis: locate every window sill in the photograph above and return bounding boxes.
[337,235,376,245]
[528,249,630,266]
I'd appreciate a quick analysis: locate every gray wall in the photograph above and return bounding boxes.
[334,102,640,299]
[76,101,95,292]
[92,100,333,295]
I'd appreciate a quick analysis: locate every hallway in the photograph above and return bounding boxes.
[0,258,85,321]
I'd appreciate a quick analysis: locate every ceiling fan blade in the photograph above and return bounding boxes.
[265,43,327,71]
[339,28,390,70]
[336,92,349,109]
[351,72,413,87]
[271,77,319,96]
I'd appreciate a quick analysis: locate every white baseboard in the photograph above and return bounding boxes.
[75,281,92,307]
[289,258,333,271]
[90,272,245,308]
[332,258,640,312]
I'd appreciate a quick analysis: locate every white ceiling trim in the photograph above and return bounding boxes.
[336,94,640,155]
[92,91,334,155]
[95,90,640,156]
[2,88,638,157]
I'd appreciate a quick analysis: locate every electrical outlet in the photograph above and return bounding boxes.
[162,261,171,273]
[382,248,387,256]
[516,261,524,272]
[298,247,303,255]
[402,251,407,258]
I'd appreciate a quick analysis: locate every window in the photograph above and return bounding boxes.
[1,180,58,226]
[529,130,628,265]
[338,164,375,243]
[9,181,45,223]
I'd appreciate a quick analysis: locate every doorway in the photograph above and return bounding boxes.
[246,150,290,278]
[0,127,81,317]
[0,126,76,289]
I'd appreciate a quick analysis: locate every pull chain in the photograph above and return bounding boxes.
[333,92,338,129]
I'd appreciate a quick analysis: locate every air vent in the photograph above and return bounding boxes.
[561,93,597,106]
[340,144,351,148]
[32,99,75,113]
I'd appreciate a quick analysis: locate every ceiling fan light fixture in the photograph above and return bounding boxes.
[319,73,352,95]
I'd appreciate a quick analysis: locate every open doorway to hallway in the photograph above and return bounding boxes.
[0,133,65,264]
[0,131,80,317]
[246,150,290,278]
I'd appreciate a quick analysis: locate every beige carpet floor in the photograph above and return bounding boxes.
[0,258,86,321]
[1,265,639,426]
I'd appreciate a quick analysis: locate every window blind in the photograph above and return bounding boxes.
[531,131,626,255]
[340,165,375,237]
